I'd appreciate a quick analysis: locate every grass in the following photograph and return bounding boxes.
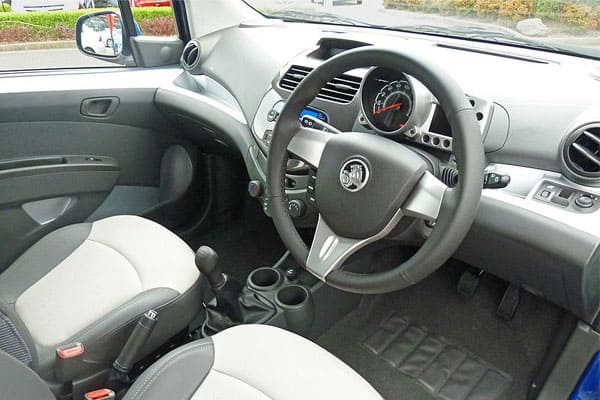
[0,7,172,28]
[383,0,600,32]
[0,7,174,43]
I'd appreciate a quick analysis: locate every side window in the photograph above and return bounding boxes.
[0,0,176,71]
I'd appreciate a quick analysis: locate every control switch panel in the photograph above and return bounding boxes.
[534,181,599,213]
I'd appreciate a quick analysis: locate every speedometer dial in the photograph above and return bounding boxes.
[372,80,413,132]
[360,67,417,135]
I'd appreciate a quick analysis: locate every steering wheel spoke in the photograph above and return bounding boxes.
[287,125,333,168]
[402,171,448,221]
[306,211,403,281]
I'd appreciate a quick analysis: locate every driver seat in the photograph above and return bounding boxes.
[2,324,383,399]
[0,215,203,383]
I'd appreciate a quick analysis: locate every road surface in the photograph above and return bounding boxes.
[0,47,113,71]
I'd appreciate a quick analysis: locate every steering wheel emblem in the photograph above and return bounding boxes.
[339,159,370,192]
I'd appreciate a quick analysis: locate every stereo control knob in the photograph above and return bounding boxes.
[575,195,593,209]
[287,199,306,219]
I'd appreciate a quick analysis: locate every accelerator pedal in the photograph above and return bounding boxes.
[497,284,521,320]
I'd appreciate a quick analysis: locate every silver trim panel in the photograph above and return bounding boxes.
[252,89,284,141]
[402,171,447,220]
[306,209,404,281]
[287,126,333,167]
[484,163,600,237]
[22,196,74,225]
[0,68,182,93]
[159,81,247,125]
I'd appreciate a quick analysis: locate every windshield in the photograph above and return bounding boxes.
[244,0,600,59]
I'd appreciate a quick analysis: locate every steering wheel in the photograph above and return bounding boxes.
[267,47,485,294]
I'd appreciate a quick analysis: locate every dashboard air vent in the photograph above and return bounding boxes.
[563,125,600,183]
[279,65,362,104]
[181,40,201,70]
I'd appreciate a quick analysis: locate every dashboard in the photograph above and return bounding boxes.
[151,21,600,324]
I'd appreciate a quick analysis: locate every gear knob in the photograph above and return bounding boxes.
[195,246,226,289]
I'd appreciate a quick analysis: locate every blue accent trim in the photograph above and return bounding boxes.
[300,107,328,123]
[569,351,599,400]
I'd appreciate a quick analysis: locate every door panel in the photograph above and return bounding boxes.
[0,120,170,186]
[0,156,120,270]
[0,70,191,272]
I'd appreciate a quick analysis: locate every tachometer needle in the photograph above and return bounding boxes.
[374,102,403,115]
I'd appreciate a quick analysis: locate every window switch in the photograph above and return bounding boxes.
[551,195,570,207]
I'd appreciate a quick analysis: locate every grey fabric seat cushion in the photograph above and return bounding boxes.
[124,324,383,400]
[0,215,202,381]
[0,350,54,400]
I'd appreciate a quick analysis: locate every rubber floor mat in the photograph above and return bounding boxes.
[363,313,512,400]
[317,259,562,400]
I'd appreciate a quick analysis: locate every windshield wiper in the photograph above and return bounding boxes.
[385,24,582,55]
[266,9,373,27]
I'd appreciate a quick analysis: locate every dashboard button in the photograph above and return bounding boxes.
[262,198,271,217]
[575,195,594,209]
[285,267,299,282]
[551,195,570,207]
[287,200,306,218]
[248,180,263,198]
[267,109,279,122]
[285,178,296,189]
[263,130,273,147]
[540,190,551,199]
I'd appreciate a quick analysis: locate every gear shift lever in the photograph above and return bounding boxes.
[195,246,276,336]
[195,246,226,289]
[195,246,243,322]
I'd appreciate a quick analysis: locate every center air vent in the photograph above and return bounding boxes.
[563,124,600,185]
[181,40,201,70]
[279,65,362,104]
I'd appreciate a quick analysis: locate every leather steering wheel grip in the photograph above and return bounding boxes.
[267,46,485,294]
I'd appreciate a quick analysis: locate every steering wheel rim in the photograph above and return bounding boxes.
[267,47,485,294]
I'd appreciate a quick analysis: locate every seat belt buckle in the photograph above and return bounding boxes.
[57,342,84,359]
[85,389,116,400]
[55,342,85,382]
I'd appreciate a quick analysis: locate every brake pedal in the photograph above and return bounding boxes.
[457,269,483,298]
[497,284,520,320]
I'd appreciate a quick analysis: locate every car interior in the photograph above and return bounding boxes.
[0,0,599,399]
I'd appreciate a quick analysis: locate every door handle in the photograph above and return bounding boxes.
[81,97,120,118]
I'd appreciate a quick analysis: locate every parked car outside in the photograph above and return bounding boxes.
[132,0,169,7]
[80,13,122,56]
[10,0,80,11]
[87,0,118,8]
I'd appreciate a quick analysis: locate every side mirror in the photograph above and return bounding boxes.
[76,11,123,59]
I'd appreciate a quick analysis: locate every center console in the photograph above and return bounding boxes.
[195,245,364,338]
[200,263,326,337]
[247,267,315,336]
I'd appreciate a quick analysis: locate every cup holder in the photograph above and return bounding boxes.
[276,285,309,308]
[275,285,313,336]
[247,267,282,291]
